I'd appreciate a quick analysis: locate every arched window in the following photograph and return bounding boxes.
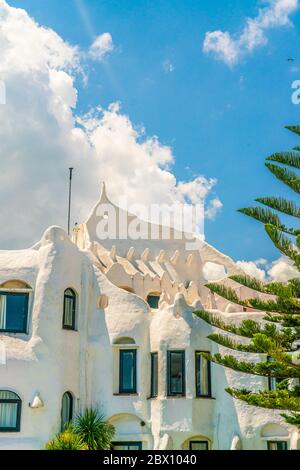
[0,280,31,334]
[147,293,161,310]
[182,436,210,450]
[61,392,73,431]
[63,289,76,330]
[0,391,21,432]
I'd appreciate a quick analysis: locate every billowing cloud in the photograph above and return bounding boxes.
[267,256,300,282]
[236,256,299,282]
[236,258,268,281]
[203,0,299,66]
[0,1,221,249]
[203,262,226,281]
[88,32,114,61]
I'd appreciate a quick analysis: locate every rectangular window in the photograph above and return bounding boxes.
[150,352,158,397]
[0,292,29,334]
[119,349,137,394]
[267,441,288,451]
[112,442,142,450]
[167,350,185,396]
[189,441,209,451]
[195,351,211,397]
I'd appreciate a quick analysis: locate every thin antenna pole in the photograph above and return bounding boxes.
[67,167,74,236]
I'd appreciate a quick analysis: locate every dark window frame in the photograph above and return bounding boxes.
[63,289,76,331]
[119,349,137,394]
[167,350,186,397]
[147,294,160,310]
[0,391,22,432]
[267,441,288,451]
[150,352,158,398]
[189,440,209,451]
[0,291,29,334]
[112,441,142,450]
[61,391,73,431]
[195,351,212,398]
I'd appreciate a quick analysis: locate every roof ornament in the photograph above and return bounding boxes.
[170,250,180,265]
[156,250,165,264]
[186,253,194,266]
[141,248,149,262]
[110,245,117,261]
[126,247,135,261]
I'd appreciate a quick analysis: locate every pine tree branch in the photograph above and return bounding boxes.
[265,224,300,268]
[266,152,300,170]
[208,353,299,378]
[256,196,300,218]
[227,388,300,412]
[229,275,266,293]
[265,163,300,194]
[238,207,295,235]
[286,125,300,137]
[205,281,300,314]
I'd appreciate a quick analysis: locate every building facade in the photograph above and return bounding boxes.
[0,184,299,450]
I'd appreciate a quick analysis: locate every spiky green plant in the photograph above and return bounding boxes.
[73,408,115,450]
[45,426,88,450]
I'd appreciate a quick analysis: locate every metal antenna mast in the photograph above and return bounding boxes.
[67,167,74,236]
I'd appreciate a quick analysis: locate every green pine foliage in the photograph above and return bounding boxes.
[196,126,300,427]
[226,388,300,412]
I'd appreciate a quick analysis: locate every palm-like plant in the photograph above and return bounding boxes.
[45,426,88,450]
[73,408,115,450]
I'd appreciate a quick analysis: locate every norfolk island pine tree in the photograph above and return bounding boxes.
[194,126,300,428]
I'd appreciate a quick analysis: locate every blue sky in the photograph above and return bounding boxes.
[6,0,300,267]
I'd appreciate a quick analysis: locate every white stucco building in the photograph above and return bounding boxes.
[0,184,299,450]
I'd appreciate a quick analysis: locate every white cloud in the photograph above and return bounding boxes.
[236,258,267,281]
[205,198,223,220]
[0,1,221,249]
[267,256,300,282]
[88,32,114,61]
[236,256,299,283]
[203,262,226,281]
[203,0,299,66]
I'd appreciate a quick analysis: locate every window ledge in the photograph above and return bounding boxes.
[113,393,139,396]
[195,396,216,400]
[0,331,28,336]
[166,395,186,398]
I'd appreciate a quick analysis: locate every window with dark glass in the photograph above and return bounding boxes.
[167,351,185,396]
[195,352,211,397]
[113,442,142,450]
[267,356,281,391]
[0,292,29,334]
[119,349,137,394]
[63,289,76,330]
[61,392,73,431]
[147,294,160,309]
[189,441,209,451]
[267,441,288,451]
[151,352,158,397]
[0,391,21,432]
